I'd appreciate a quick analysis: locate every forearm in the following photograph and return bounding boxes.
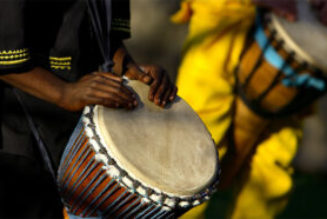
[111,40,177,107]
[111,40,140,76]
[0,67,68,108]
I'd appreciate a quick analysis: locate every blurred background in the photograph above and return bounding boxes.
[126,0,327,218]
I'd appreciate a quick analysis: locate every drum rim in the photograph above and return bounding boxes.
[82,105,220,210]
[265,2,327,74]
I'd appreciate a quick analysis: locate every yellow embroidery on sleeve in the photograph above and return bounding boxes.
[112,18,130,27]
[49,56,72,61]
[112,27,131,33]
[0,49,30,65]
[0,58,30,65]
[51,65,72,70]
[49,56,72,71]
[50,61,71,66]
[112,18,130,33]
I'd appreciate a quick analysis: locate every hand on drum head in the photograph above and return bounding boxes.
[125,64,177,107]
[310,0,327,26]
[127,65,177,107]
[60,72,137,111]
[140,65,178,107]
[253,0,297,21]
[110,41,177,107]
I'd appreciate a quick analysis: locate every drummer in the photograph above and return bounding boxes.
[173,0,327,218]
[0,0,176,218]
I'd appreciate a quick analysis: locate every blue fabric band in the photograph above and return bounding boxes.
[254,14,326,91]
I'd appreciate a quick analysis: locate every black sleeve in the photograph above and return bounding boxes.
[111,0,131,39]
[0,0,34,74]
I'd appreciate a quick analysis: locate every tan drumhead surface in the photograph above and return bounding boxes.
[271,0,327,72]
[95,80,218,196]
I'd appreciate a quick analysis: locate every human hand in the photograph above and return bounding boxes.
[60,72,137,111]
[110,42,177,107]
[139,65,178,107]
[310,0,327,26]
[125,64,178,107]
[253,0,297,21]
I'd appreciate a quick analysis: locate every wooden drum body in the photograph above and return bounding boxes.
[219,1,327,189]
[57,81,220,218]
[237,1,327,118]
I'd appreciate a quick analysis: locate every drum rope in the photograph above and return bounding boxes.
[87,183,121,216]
[106,193,136,216]
[58,130,87,181]
[255,51,295,104]
[71,167,105,213]
[82,178,116,216]
[62,147,92,190]
[242,29,277,90]
[116,197,142,218]
[65,157,96,199]
[73,174,107,212]
[102,190,129,216]
[58,122,84,174]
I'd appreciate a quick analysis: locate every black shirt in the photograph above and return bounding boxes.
[0,0,130,78]
[0,1,130,218]
[0,0,131,165]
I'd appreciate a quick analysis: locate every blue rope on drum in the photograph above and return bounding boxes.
[255,14,326,91]
[67,213,101,219]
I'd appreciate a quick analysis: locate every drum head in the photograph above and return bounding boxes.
[94,80,218,196]
[271,0,327,72]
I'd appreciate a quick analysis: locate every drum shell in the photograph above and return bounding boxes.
[236,18,327,118]
[57,120,173,218]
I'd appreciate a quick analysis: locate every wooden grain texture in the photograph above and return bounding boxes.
[237,27,317,114]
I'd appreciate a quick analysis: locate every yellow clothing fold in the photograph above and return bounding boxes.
[173,0,303,218]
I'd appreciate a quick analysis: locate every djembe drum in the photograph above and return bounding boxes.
[57,80,220,218]
[220,0,327,188]
[238,0,327,117]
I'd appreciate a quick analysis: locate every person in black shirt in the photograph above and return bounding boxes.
[0,0,177,218]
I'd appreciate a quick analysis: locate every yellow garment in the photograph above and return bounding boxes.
[173,1,303,218]
[231,120,302,219]
[172,0,255,145]
[182,202,209,219]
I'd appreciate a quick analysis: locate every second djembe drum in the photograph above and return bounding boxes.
[237,0,327,118]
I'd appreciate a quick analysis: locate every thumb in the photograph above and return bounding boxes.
[125,65,153,84]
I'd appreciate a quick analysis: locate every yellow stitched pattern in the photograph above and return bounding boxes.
[0,53,29,60]
[0,48,30,65]
[51,65,72,70]
[112,18,130,28]
[50,61,71,66]
[49,56,72,61]
[112,18,130,33]
[112,27,130,33]
[0,48,28,55]
[0,58,30,65]
[49,56,72,71]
